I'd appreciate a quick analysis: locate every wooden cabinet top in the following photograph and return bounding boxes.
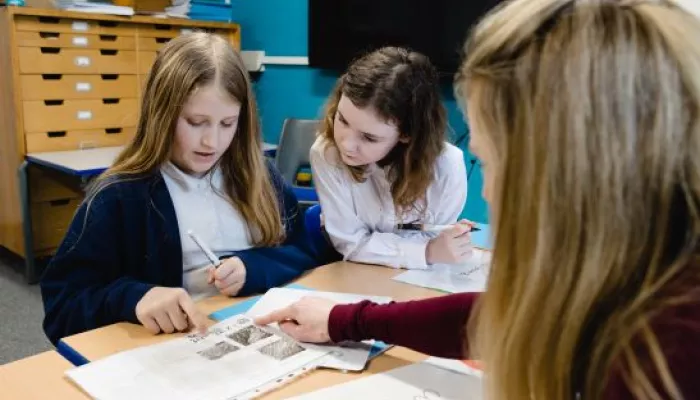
[3,5,240,31]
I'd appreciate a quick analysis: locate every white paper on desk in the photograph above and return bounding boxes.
[393,249,492,293]
[247,287,392,371]
[65,315,328,400]
[287,359,483,400]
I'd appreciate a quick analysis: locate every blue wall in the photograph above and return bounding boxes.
[232,0,488,223]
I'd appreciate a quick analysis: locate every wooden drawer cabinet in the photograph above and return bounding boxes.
[0,7,240,258]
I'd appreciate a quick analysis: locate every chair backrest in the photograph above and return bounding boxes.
[304,204,326,258]
[275,118,321,184]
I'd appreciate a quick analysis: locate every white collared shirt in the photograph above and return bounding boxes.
[161,162,253,300]
[310,137,468,269]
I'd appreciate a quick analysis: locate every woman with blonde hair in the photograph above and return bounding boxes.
[41,33,320,344]
[258,0,700,398]
[311,46,472,270]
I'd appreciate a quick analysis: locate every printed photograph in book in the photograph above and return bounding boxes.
[227,325,273,346]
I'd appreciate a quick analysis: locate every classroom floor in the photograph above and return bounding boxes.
[0,249,52,365]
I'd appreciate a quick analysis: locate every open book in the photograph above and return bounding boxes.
[66,315,328,400]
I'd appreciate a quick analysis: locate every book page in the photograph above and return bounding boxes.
[392,249,491,293]
[288,360,483,400]
[248,288,392,371]
[66,315,328,400]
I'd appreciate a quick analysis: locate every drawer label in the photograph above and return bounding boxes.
[77,111,93,120]
[75,82,92,92]
[74,56,91,67]
[72,36,89,46]
[72,21,89,32]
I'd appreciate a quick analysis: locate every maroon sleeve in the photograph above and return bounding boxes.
[602,300,700,399]
[328,292,478,359]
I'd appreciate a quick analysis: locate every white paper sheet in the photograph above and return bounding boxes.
[424,357,484,378]
[247,287,392,371]
[392,249,491,293]
[288,359,483,400]
[66,315,328,400]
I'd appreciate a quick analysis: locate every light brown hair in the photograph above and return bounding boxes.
[320,46,447,215]
[457,0,700,398]
[88,32,284,245]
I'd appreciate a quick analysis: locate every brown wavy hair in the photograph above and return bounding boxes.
[458,0,700,399]
[320,46,447,216]
[87,32,284,246]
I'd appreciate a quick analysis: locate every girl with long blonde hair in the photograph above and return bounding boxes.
[41,33,320,344]
[258,0,700,398]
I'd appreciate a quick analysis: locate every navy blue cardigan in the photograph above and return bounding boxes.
[40,165,320,344]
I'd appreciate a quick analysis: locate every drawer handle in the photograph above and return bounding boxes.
[99,34,117,42]
[103,98,120,104]
[155,37,170,44]
[101,74,119,80]
[105,128,122,134]
[38,17,60,24]
[98,21,118,28]
[100,49,118,56]
[49,199,71,207]
[44,100,64,106]
[39,31,60,39]
[42,74,62,80]
[154,24,172,31]
[47,131,67,138]
[40,47,60,54]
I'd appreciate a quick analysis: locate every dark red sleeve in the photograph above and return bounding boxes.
[328,292,478,359]
[602,300,700,399]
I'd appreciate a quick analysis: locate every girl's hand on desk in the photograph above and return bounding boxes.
[426,221,474,264]
[254,297,336,343]
[207,256,246,297]
[135,287,208,335]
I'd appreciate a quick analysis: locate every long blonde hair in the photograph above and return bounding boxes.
[319,47,447,215]
[89,32,283,246]
[457,0,700,398]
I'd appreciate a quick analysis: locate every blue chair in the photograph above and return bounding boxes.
[275,118,320,205]
[304,204,325,257]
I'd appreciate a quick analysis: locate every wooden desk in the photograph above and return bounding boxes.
[60,262,444,398]
[0,351,89,399]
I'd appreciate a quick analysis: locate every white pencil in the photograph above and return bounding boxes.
[187,229,222,268]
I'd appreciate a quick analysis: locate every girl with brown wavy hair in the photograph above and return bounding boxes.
[40,33,320,344]
[310,46,471,270]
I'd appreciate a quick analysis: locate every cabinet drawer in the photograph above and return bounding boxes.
[15,15,135,36]
[16,30,136,50]
[29,168,83,203]
[18,47,137,74]
[136,24,205,38]
[26,127,135,153]
[21,75,138,101]
[136,35,172,51]
[31,197,83,251]
[23,99,139,132]
[138,51,157,74]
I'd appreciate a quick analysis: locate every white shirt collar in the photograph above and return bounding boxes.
[161,161,223,192]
